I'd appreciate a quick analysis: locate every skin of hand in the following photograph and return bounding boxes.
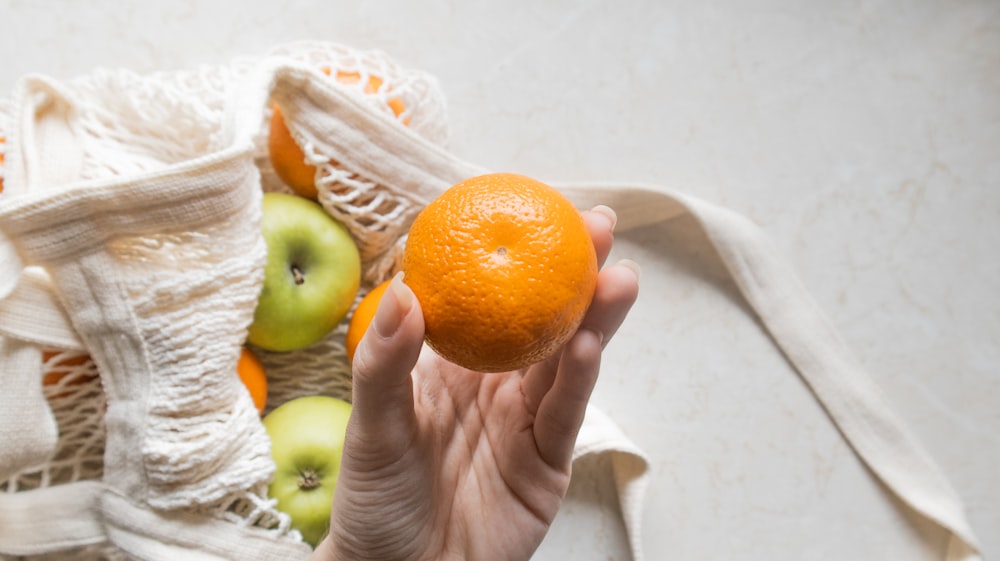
[310,206,640,561]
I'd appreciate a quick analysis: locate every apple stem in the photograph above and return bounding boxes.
[291,265,305,285]
[299,469,321,491]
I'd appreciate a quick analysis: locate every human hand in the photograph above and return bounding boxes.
[310,206,639,561]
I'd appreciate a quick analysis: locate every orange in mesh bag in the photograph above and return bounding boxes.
[269,65,410,199]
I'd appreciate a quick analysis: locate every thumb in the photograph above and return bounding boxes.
[350,272,424,435]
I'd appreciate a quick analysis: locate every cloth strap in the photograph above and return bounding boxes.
[0,481,106,555]
[560,182,984,560]
[0,336,56,482]
[0,267,83,350]
[575,406,651,561]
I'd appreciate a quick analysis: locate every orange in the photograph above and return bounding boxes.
[345,278,392,363]
[268,68,407,199]
[333,70,407,120]
[42,350,97,397]
[402,173,598,372]
[268,105,319,199]
[237,346,268,415]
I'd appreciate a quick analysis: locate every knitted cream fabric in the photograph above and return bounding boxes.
[252,42,450,416]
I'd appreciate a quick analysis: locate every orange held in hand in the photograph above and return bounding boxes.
[402,173,598,372]
[345,278,392,364]
[237,346,268,415]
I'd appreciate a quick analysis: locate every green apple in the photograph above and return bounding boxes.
[249,192,361,351]
[263,395,353,547]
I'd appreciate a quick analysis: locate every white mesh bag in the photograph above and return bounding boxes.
[0,39,984,561]
[0,41,458,560]
[0,65,309,559]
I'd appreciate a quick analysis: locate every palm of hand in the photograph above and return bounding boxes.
[415,356,578,561]
[314,208,637,561]
[329,350,584,561]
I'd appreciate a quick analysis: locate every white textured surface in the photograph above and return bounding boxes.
[1,1,997,560]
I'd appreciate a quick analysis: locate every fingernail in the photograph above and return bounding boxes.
[591,205,618,232]
[374,272,413,338]
[617,258,641,282]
